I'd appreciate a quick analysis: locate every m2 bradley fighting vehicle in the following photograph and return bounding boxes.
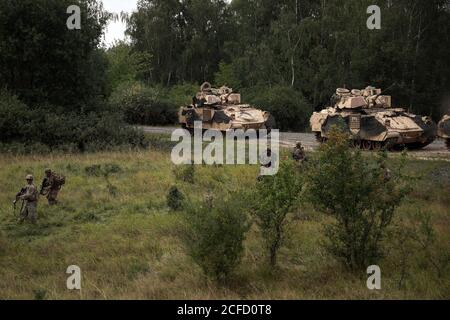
[310,86,437,150]
[179,82,275,133]
[437,114,450,150]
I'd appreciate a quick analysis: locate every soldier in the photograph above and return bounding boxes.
[14,175,39,224]
[380,163,392,182]
[293,141,306,162]
[40,168,64,205]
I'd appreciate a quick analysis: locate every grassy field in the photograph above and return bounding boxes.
[0,141,449,300]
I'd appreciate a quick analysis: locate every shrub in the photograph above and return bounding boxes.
[389,210,450,288]
[244,85,312,131]
[0,89,148,153]
[109,82,178,126]
[0,89,30,143]
[85,163,123,195]
[167,83,198,107]
[166,186,185,211]
[214,62,242,90]
[252,160,303,267]
[182,194,250,283]
[305,127,408,271]
[106,41,152,93]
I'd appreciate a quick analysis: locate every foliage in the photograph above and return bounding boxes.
[127,0,450,121]
[0,1,149,152]
[305,127,409,270]
[109,81,178,126]
[182,194,250,283]
[214,62,242,90]
[127,0,234,85]
[0,90,147,152]
[85,163,123,195]
[166,185,185,211]
[0,150,449,299]
[389,210,450,289]
[245,85,312,131]
[106,41,152,93]
[252,160,303,267]
[166,83,199,107]
[0,90,148,152]
[0,0,110,111]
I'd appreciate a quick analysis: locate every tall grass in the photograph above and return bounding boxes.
[0,148,448,299]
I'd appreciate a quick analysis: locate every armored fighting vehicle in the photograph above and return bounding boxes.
[310,86,437,150]
[437,114,450,150]
[179,82,275,133]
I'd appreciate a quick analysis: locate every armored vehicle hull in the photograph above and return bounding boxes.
[310,87,437,150]
[437,114,450,150]
[179,83,274,133]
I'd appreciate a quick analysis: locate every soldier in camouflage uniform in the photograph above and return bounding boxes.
[14,175,39,224]
[380,163,392,182]
[40,168,61,205]
[292,141,306,162]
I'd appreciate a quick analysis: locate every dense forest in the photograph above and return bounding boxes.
[125,0,450,123]
[1,0,450,150]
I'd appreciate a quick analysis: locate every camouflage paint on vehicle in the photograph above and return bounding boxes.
[310,86,437,150]
[179,82,275,132]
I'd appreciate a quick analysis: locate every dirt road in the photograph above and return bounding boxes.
[142,126,450,160]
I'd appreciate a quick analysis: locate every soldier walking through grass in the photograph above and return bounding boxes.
[40,168,65,205]
[292,141,306,163]
[14,175,39,224]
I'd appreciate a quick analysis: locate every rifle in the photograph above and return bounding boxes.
[13,187,26,216]
[40,178,49,196]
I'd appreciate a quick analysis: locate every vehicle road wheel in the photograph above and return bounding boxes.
[315,132,322,143]
[372,141,383,151]
[362,140,372,151]
[352,140,361,149]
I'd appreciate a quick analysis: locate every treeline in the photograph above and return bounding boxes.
[0,0,146,152]
[122,0,450,129]
[1,0,450,149]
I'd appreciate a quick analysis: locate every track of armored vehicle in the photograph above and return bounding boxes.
[179,82,275,133]
[310,87,437,151]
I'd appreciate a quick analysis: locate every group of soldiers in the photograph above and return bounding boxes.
[14,169,64,224]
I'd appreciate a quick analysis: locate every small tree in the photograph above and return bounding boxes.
[166,185,185,211]
[306,128,408,271]
[85,164,122,195]
[252,160,303,267]
[182,194,250,283]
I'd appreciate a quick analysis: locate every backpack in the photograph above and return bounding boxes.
[53,173,66,188]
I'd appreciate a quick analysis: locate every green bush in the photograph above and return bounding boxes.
[85,163,123,195]
[252,160,303,267]
[183,194,250,283]
[109,82,178,126]
[305,127,409,271]
[166,186,185,211]
[0,90,148,153]
[0,89,29,143]
[244,85,312,131]
[214,62,242,90]
[166,83,198,107]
